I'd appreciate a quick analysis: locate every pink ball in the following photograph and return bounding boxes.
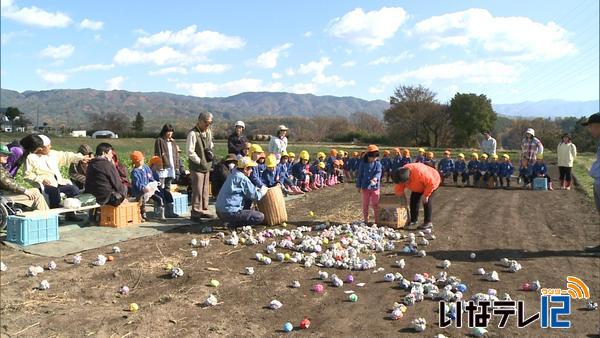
[423,272,429,278]
[522,283,531,291]
[313,284,325,293]
[346,275,354,283]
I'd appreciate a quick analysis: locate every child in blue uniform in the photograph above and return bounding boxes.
[487,154,500,188]
[498,154,514,189]
[467,153,480,186]
[381,150,392,183]
[519,157,533,189]
[415,148,426,163]
[437,150,454,185]
[261,154,281,188]
[531,154,554,190]
[478,153,489,188]
[391,148,403,173]
[423,151,436,168]
[292,150,312,192]
[400,148,412,167]
[453,153,468,186]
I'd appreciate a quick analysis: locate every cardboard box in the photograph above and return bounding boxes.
[377,194,407,228]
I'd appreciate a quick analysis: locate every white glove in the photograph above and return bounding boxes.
[259,186,269,196]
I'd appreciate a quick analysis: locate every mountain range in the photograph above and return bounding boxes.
[0,88,597,128]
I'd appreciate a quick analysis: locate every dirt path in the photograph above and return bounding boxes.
[1,166,599,337]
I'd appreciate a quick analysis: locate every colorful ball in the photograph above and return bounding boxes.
[349,294,358,302]
[283,322,293,332]
[129,303,139,312]
[300,318,311,329]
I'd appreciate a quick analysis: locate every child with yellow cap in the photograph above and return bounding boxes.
[423,151,436,169]
[415,148,426,163]
[498,154,515,189]
[453,153,468,186]
[437,150,455,185]
[356,145,382,224]
[531,154,553,190]
[316,161,327,188]
[261,154,282,188]
[292,150,312,192]
[478,153,490,188]
[467,153,480,186]
[487,154,500,188]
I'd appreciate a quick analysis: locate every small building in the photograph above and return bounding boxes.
[92,130,119,139]
[71,130,87,138]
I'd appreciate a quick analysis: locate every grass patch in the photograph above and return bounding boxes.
[572,153,595,199]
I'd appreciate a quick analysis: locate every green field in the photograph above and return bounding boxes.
[2,135,594,199]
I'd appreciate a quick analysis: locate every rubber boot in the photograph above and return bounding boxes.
[165,203,180,218]
[295,185,305,194]
[559,179,565,190]
[548,181,554,191]
[566,181,572,190]
[302,182,311,192]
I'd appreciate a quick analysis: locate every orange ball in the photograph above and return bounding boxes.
[107,255,114,261]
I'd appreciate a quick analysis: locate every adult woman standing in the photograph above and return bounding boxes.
[227,121,249,156]
[393,163,441,230]
[521,128,544,163]
[268,125,289,162]
[557,133,577,190]
[154,124,180,191]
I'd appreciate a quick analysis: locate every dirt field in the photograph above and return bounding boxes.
[1,165,599,337]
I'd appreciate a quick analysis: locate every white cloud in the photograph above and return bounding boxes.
[40,44,74,59]
[250,43,292,69]
[303,31,313,38]
[415,8,576,60]
[106,76,126,90]
[79,18,104,30]
[341,61,357,68]
[148,67,188,76]
[285,68,296,76]
[1,0,72,28]
[114,46,200,65]
[177,78,283,97]
[313,73,355,87]
[192,64,231,73]
[299,56,332,75]
[68,63,114,73]
[290,82,317,94]
[380,60,521,85]
[271,72,282,79]
[368,86,385,94]
[134,25,245,53]
[327,7,408,48]
[36,69,67,84]
[369,52,413,65]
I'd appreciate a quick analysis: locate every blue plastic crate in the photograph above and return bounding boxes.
[172,193,189,215]
[6,213,59,246]
[533,177,548,190]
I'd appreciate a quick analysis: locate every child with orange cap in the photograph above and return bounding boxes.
[326,149,338,186]
[349,151,360,181]
[356,145,382,224]
[381,150,393,183]
[131,152,176,220]
[400,148,412,167]
[342,151,352,181]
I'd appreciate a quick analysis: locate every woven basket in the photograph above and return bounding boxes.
[257,186,288,226]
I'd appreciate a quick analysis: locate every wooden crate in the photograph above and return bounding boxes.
[257,186,288,226]
[100,202,141,227]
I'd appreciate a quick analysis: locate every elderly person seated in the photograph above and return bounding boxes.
[69,144,94,190]
[21,135,89,221]
[0,144,49,211]
[85,143,128,207]
[216,157,268,227]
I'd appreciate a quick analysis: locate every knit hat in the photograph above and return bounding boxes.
[130,151,144,163]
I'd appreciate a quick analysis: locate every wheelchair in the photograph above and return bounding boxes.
[0,195,23,232]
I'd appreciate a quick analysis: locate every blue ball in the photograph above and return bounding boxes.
[283,322,293,332]
[456,284,467,293]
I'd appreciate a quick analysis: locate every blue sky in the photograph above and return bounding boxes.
[1,0,598,104]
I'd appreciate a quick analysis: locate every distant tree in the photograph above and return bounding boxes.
[5,107,21,121]
[422,103,454,148]
[384,85,440,146]
[89,112,131,134]
[132,112,145,132]
[449,93,497,147]
[350,112,385,134]
[571,115,597,152]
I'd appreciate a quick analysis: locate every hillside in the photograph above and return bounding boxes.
[0,88,389,128]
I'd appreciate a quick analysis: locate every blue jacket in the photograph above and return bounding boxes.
[415,155,425,163]
[479,160,489,172]
[532,162,547,176]
[355,159,382,190]
[454,160,467,173]
[520,165,533,177]
[488,161,500,175]
[326,156,336,171]
[438,158,454,173]
[350,158,360,171]
[261,167,281,187]
[499,161,514,177]
[131,165,155,198]
[423,159,436,168]
[249,163,264,188]
[277,162,289,180]
[285,161,293,175]
[468,160,480,172]
[391,156,403,171]
[381,157,392,171]
[291,162,309,182]
[216,170,264,214]
[399,157,411,167]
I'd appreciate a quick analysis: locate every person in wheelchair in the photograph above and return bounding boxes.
[1,144,49,212]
